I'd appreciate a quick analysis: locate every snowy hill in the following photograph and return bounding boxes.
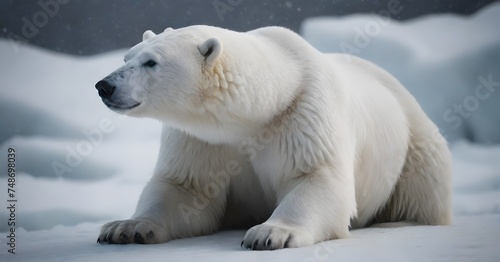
[1,4,500,262]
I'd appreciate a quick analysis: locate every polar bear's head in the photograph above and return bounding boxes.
[95,27,223,121]
[95,26,299,143]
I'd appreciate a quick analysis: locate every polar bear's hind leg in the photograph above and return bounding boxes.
[376,133,452,226]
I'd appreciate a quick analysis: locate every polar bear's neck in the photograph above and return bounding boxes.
[202,51,303,113]
[196,56,297,143]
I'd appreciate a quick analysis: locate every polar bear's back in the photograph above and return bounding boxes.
[248,26,324,58]
[326,53,433,129]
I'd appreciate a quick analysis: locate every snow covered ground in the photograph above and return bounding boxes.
[1,3,500,262]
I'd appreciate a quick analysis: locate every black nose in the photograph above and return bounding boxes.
[95,80,115,99]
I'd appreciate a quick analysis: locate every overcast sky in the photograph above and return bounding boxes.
[1,0,497,55]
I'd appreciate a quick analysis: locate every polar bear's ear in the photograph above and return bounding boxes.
[164,27,174,33]
[143,30,156,41]
[198,38,223,68]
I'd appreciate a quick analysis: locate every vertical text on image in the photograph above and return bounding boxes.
[6,147,17,254]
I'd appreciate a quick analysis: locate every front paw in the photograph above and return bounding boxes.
[97,219,167,244]
[241,222,313,250]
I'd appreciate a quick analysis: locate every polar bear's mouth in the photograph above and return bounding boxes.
[104,100,141,111]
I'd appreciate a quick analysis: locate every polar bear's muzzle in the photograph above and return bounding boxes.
[95,80,115,99]
[95,79,141,111]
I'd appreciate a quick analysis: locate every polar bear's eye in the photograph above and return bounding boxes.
[143,60,157,68]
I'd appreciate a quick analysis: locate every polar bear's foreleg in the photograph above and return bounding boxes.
[98,128,230,244]
[97,176,227,244]
[241,165,356,250]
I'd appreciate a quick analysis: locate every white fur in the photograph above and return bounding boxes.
[97,25,452,249]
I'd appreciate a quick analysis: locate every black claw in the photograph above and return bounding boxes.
[134,232,145,244]
[265,237,271,248]
[241,240,244,248]
[284,234,293,249]
[251,240,259,250]
[97,237,101,244]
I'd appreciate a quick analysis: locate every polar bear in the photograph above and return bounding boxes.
[95,25,452,250]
